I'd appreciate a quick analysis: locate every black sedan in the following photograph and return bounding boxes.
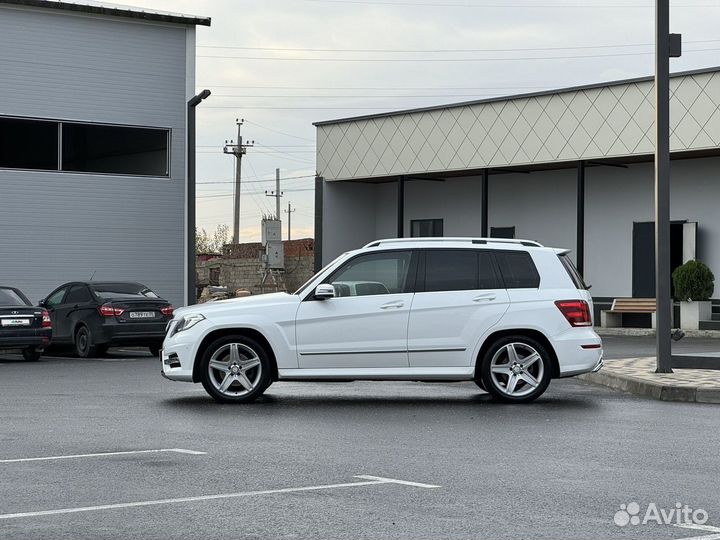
[41,281,173,358]
[0,286,52,361]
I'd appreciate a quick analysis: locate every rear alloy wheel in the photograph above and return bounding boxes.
[22,347,42,361]
[479,336,552,403]
[75,326,98,358]
[200,336,271,403]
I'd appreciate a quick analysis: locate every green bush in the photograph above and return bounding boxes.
[672,260,715,302]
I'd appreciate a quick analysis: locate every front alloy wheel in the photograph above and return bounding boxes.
[478,336,552,403]
[200,336,271,403]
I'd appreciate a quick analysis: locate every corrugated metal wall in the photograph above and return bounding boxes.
[0,6,188,306]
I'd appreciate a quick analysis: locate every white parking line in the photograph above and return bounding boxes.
[0,474,439,520]
[0,448,206,464]
[674,523,720,540]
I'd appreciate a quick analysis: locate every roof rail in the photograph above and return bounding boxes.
[364,237,544,248]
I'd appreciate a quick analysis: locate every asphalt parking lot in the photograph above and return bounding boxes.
[1,339,719,540]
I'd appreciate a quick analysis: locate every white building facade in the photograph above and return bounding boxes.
[314,68,720,327]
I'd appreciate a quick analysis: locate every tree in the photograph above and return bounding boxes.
[195,224,229,254]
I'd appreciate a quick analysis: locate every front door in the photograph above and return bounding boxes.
[295,250,416,369]
[44,286,70,342]
[408,249,509,367]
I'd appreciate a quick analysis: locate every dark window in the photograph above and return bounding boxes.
[45,287,69,308]
[91,283,159,299]
[411,219,443,237]
[558,254,588,290]
[62,123,169,176]
[425,250,478,292]
[491,226,515,239]
[65,285,93,304]
[209,267,221,287]
[496,251,540,288]
[424,250,501,292]
[327,251,412,296]
[0,288,30,306]
[0,117,58,170]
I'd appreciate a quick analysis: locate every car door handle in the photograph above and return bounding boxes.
[473,293,496,302]
[380,300,404,309]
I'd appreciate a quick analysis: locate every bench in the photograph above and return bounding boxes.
[601,298,657,328]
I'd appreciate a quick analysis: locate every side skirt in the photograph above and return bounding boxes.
[277,367,475,381]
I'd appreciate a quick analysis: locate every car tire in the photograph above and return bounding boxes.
[74,326,98,358]
[479,335,552,404]
[22,347,42,361]
[149,346,160,357]
[199,335,272,404]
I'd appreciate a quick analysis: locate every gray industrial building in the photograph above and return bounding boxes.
[313,67,720,327]
[0,0,210,306]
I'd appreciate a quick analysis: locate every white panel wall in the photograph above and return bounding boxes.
[322,181,377,263]
[488,169,577,257]
[404,177,482,237]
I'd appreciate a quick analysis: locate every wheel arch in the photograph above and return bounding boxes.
[192,328,279,383]
[475,328,560,379]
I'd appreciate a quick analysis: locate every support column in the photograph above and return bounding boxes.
[576,161,585,276]
[397,175,405,238]
[655,0,673,373]
[314,176,324,272]
[481,168,489,237]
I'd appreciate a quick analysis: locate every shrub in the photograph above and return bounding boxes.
[672,260,715,302]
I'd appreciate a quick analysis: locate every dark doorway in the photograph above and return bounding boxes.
[632,221,685,298]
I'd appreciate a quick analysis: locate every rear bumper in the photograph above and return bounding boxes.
[0,328,52,349]
[96,321,167,346]
[553,327,604,377]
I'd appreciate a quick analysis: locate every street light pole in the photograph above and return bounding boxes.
[655,0,680,373]
[187,89,211,306]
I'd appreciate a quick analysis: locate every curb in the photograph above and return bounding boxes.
[595,328,720,338]
[578,372,720,404]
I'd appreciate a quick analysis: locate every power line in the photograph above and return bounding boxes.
[298,0,720,7]
[197,188,315,199]
[197,47,720,61]
[197,38,720,53]
[197,174,316,185]
[242,119,315,142]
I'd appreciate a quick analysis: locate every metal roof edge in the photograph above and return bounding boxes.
[313,65,720,127]
[0,0,211,26]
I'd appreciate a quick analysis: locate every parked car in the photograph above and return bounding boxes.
[161,237,603,404]
[0,285,52,361]
[40,281,173,358]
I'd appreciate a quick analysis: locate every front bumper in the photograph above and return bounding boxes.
[160,329,200,383]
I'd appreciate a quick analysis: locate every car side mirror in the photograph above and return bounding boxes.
[314,284,335,300]
[38,299,46,307]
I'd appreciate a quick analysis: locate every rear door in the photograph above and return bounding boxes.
[57,285,96,340]
[407,249,509,367]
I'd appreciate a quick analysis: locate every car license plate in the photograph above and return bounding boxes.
[1,318,31,327]
[129,311,155,319]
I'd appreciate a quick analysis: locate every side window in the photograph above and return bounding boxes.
[424,250,478,292]
[496,251,540,288]
[65,285,93,304]
[478,252,501,289]
[327,251,412,297]
[45,287,69,308]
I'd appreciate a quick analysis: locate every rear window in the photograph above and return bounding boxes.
[495,251,540,288]
[0,288,30,306]
[558,254,588,290]
[91,283,159,299]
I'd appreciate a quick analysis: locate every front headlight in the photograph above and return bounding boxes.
[171,314,205,336]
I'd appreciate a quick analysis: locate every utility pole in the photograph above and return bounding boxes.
[284,202,295,241]
[654,0,681,373]
[223,119,254,244]
[265,168,283,221]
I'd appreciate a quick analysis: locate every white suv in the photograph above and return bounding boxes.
[161,238,603,404]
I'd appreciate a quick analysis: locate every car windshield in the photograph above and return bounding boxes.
[91,283,159,299]
[0,287,30,306]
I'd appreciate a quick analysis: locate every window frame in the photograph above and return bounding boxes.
[303,249,419,301]
[45,286,70,309]
[0,114,171,178]
[416,248,503,293]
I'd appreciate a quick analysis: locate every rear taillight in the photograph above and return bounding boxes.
[41,309,52,328]
[161,306,174,316]
[98,304,125,317]
[555,300,592,327]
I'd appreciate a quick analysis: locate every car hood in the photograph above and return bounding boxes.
[174,292,299,318]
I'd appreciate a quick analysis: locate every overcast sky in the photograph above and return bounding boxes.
[136,0,719,242]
